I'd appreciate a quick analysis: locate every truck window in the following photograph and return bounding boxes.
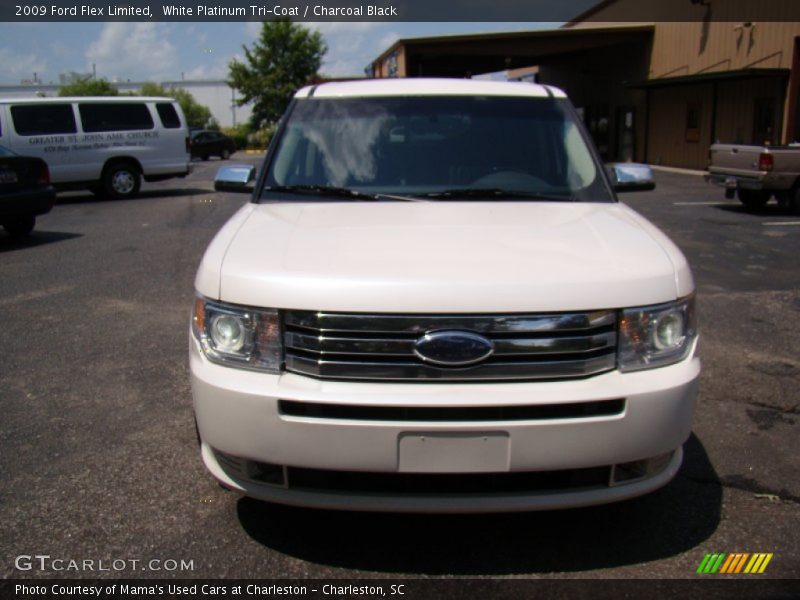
[11,104,77,136]
[79,102,154,133]
[156,103,181,129]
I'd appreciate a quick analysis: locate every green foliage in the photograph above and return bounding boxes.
[249,124,278,149]
[228,19,326,130]
[59,78,119,97]
[220,124,250,150]
[139,82,214,129]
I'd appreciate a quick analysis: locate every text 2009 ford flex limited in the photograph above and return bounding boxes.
[190,79,700,512]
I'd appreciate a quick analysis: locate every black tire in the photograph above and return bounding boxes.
[790,187,800,215]
[202,155,209,161]
[221,148,231,160]
[776,190,791,211]
[737,189,770,212]
[4,214,35,237]
[102,161,141,200]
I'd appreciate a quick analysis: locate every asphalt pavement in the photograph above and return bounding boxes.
[0,157,797,582]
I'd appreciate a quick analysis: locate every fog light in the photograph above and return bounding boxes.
[245,461,285,485]
[611,452,673,485]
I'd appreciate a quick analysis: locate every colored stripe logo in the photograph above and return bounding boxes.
[696,553,773,574]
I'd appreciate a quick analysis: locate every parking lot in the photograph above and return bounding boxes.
[0,157,798,580]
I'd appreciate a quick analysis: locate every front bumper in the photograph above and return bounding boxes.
[191,336,700,512]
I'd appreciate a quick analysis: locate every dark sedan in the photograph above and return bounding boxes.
[0,145,55,237]
[191,130,237,161]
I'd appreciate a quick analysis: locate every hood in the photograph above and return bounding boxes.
[198,201,692,313]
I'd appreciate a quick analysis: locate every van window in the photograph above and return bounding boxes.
[79,102,154,133]
[11,104,77,136]
[156,103,181,129]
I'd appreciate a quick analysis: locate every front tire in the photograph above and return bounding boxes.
[737,189,770,212]
[102,162,141,199]
[221,148,231,160]
[4,214,35,237]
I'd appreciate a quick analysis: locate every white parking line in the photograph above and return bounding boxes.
[763,221,800,226]
[673,201,730,206]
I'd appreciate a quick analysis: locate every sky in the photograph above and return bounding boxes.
[0,22,562,85]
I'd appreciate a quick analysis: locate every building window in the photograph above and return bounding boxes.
[386,52,398,78]
[685,103,701,143]
[753,98,776,145]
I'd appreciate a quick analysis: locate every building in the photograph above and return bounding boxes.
[367,0,800,169]
[0,79,251,128]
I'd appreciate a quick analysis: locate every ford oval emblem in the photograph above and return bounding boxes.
[413,330,494,367]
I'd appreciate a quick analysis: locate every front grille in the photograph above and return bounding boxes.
[278,398,625,421]
[283,310,617,382]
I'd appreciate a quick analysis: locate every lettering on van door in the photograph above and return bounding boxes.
[28,131,160,153]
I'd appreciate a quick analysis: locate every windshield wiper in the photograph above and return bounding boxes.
[265,184,380,201]
[420,188,576,202]
[264,185,422,202]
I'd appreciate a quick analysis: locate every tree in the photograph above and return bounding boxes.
[59,78,119,96]
[139,82,214,129]
[228,19,326,130]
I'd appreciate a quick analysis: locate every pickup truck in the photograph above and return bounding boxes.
[706,143,800,212]
[191,78,700,513]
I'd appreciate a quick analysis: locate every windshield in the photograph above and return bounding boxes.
[261,95,613,202]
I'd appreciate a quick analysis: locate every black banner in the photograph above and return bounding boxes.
[2,579,800,600]
[3,0,800,22]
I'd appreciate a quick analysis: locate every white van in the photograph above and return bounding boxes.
[0,97,191,199]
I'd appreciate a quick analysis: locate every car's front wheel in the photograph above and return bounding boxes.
[221,148,231,160]
[102,161,141,199]
[3,214,35,237]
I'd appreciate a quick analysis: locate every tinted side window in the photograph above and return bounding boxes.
[79,103,154,132]
[11,104,77,136]
[156,103,181,128]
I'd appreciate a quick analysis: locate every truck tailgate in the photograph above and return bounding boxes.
[708,144,764,175]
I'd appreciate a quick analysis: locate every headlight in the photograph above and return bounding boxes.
[618,295,697,372]
[192,296,282,372]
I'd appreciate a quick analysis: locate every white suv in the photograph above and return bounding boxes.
[190,79,700,512]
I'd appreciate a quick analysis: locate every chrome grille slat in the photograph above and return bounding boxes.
[285,353,616,381]
[283,310,618,382]
[284,311,615,334]
[285,332,414,356]
[286,331,616,357]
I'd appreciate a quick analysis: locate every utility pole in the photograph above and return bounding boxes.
[231,86,236,127]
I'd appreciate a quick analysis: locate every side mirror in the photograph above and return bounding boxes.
[608,163,656,193]
[214,165,256,193]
